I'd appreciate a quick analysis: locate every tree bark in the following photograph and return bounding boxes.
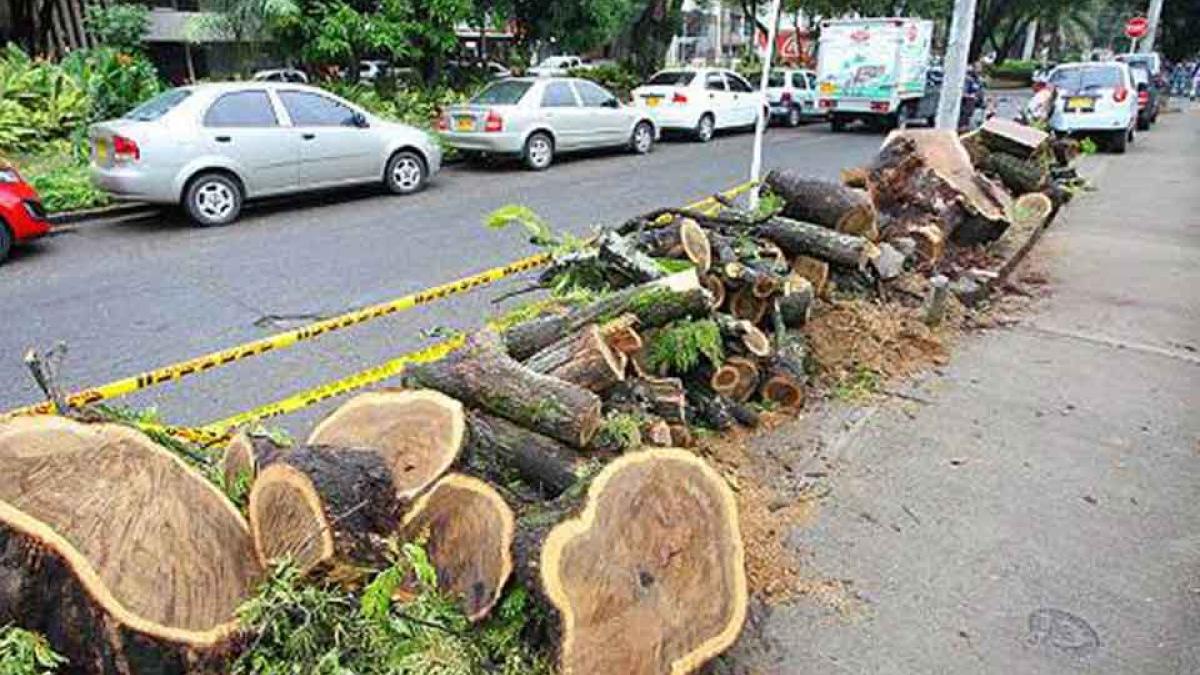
[502,271,705,360]
[778,275,814,328]
[524,324,626,393]
[409,331,602,448]
[765,169,878,235]
[981,151,1048,195]
[791,255,830,295]
[979,116,1050,159]
[756,217,879,269]
[465,410,579,498]
[221,430,287,490]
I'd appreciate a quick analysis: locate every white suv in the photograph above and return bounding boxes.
[631,68,767,142]
[1046,62,1138,153]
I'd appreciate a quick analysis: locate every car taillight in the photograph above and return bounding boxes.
[780,91,792,104]
[1137,90,1149,107]
[1112,86,1128,103]
[672,92,688,104]
[436,115,449,131]
[819,99,835,109]
[870,101,889,112]
[112,135,139,161]
[484,110,503,132]
[1032,81,1047,92]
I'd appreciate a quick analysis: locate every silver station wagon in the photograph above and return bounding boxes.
[89,82,442,226]
[437,77,658,170]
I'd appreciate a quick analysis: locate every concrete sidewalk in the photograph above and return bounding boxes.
[733,109,1200,673]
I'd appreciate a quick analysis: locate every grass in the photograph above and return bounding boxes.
[10,142,109,214]
[832,365,882,402]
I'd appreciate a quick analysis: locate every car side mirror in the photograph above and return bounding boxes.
[351,112,369,128]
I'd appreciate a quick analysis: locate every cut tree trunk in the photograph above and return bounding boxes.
[249,446,400,583]
[1011,192,1054,227]
[724,356,761,402]
[409,331,603,448]
[307,390,465,500]
[756,217,879,269]
[601,314,643,356]
[668,424,694,448]
[979,117,1050,159]
[516,448,747,675]
[641,417,674,447]
[867,130,1013,246]
[637,375,687,424]
[596,231,666,284]
[840,166,869,188]
[765,169,878,235]
[702,274,727,309]
[982,151,1048,195]
[503,271,705,360]
[778,274,814,328]
[221,430,287,489]
[525,324,626,393]
[718,316,772,357]
[0,416,261,671]
[399,473,515,622]
[761,374,805,409]
[730,287,769,324]
[465,410,579,498]
[791,255,830,296]
[679,217,713,273]
[687,390,736,430]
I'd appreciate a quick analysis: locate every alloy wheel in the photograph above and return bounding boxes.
[788,107,801,127]
[391,156,424,192]
[527,135,553,169]
[697,115,714,142]
[634,124,653,153]
[194,181,235,221]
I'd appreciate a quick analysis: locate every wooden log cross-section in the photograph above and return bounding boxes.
[409,330,603,448]
[522,448,747,675]
[524,324,627,393]
[0,416,262,671]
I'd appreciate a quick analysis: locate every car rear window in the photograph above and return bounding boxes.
[124,89,191,121]
[471,81,532,105]
[647,71,696,86]
[1050,66,1122,91]
[767,72,786,87]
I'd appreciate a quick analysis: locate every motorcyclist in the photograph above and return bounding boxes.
[959,64,985,130]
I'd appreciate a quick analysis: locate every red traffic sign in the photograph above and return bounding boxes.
[1125,16,1149,39]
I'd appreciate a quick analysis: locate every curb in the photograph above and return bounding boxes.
[48,202,158,226]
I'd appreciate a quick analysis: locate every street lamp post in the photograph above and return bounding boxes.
[749,0,783,211]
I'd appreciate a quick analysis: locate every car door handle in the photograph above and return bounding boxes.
[302,133,316,140]
[214,135,231,143]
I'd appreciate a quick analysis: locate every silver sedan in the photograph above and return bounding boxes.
[89,82,442,226]
[438,77,658,170]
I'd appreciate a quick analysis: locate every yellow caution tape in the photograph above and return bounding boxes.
[6,255,549,416]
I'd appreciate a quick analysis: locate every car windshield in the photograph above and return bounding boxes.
[124,89,191,121]
[1050,66,1121,91]
[767,72,786,87]
[647,71,695,86]
[471,80,533,105]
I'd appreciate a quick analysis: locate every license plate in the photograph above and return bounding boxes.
[819,82,836,95]
[455,117,475,131]
[1066,96,1095,111]
[645,96,662,107]
[95,139,108,161]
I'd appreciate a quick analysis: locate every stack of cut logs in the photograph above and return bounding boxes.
[0,118,1079,675]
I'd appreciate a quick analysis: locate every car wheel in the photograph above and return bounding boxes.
[1136,115,1150,131]
[694,114,715,143]
[385,151,427,194]
[1109,128,1128,154]
[0,221,12,264]
[184,172,243,226]
[523,132,554,170]
[630,121,654,154]
[831,114,846,132]
[787,106,802,127]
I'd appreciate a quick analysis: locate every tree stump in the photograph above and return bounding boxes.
[0,416,261,671]
[399,473,515,622]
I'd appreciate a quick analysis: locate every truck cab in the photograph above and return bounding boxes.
[817,18,933,132]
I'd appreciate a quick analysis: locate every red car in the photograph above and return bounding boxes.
[0,165,50,263]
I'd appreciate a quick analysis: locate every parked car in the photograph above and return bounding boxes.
[0,164,51,264]
[89,82,442,226]
[447,59,512,80]
[765,68,821,127]
[252,68,308,84]
[437,77,657,171]
[1044,62,1138,153]
[631,68,767,142]
[1128,64,1163,130]
[527,56,589,77]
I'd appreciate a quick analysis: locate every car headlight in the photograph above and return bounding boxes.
[0,168,20,184]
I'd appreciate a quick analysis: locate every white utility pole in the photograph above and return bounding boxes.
[935,0,979,130]
[749,0,783,210]
[1021,20,1038,61]
[715,4,723,64]
[1144,0,1164,52]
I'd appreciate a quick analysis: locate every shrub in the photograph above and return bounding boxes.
[569,62,642,101]
[60,47,162,124]
[85,3,150,52]
[322,81,468,130]
[985,59,1037,85]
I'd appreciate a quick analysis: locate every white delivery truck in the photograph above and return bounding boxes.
[816,17,933,132]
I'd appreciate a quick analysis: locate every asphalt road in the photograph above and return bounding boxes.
[0,123,886,432]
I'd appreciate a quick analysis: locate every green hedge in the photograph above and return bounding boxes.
[985,59,1037,85]
[569,63,642,101]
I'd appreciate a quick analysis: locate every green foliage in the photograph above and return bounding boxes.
[323,80,468,131]
[85,3,150,52]
[832,365,881,402]
[235,545,551,675]
[59,47,162,123]
[569,62,641,101]
[18,143,110,213]
[0,626,67,675]
[595,412,643,451]
[1078,137,1098,155]
[754,189,784,219]
[646,318,723,375]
